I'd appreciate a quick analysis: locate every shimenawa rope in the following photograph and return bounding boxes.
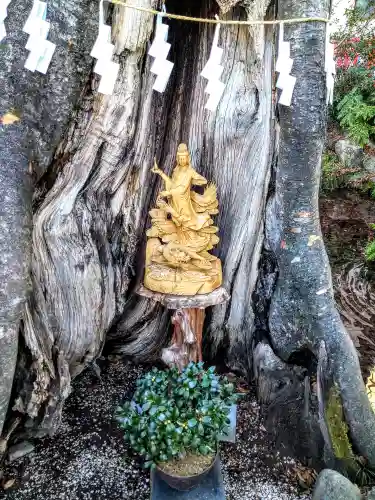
[109,0,329,26]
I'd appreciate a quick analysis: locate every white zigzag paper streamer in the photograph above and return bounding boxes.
[275,22,296,107]
[325,24,336,105]
[201,16,225,112]
[90,0,119,95]
[23,0,56,74]
[148,6,174,93]
[0,0,12,43]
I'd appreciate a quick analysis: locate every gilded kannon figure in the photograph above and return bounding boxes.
[144,143,222,295]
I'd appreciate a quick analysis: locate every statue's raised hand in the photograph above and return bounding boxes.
[159,190,171,198]
[156,197,167,209]
[151,158,160,174]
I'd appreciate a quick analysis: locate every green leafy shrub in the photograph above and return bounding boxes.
[320,150,375,198]
[334,66,375,107]
[365,224,375,261]
[337,89,375,147]
[116,363,237,469]
[366,239,375,261]
[321,152,348,191]
[320,151,369,191]
[331,4,375,147]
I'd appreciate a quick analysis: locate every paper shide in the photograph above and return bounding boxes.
[23,0,56,74]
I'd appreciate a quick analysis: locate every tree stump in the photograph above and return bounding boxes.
[137,286,229,371]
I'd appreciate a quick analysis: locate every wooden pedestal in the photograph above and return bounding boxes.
[137,285,229,370]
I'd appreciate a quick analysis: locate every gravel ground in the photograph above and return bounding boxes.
[1,358,311,500]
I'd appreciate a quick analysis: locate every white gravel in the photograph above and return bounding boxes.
[220,395,311,500]
[1,358,312,499]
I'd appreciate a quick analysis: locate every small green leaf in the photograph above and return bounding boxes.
[188,418,197,428]
[191,437,201,447]
[199,445,209,454]
[226,382,234,393]
[158,413,166,422]
[149,406,158,416]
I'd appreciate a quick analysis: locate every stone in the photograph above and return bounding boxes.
[312,469,361,500]
[151,457,225,500]
[8,441,35,462]
[363,154,375,174]
[334,139,363,169]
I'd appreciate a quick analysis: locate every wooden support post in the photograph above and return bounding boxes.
[137,285,229,371]
[187,308,205,363]
[170,308,205,368]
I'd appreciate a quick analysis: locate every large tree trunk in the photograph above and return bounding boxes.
[254,0,375,471]
[1,0,375,475]
[17,0,273,432]
[0,0,97,436]
[0,123,31,437]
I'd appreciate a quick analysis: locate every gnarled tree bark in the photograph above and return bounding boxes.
[16,0,273,433]
[0,0,97,436]
[1,0,374,476]
[261,0,375,468]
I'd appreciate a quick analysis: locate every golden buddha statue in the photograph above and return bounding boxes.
[144,143,222,295]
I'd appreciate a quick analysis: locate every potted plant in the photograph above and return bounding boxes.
[116,362,237,491]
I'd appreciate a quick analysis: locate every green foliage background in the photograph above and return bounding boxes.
[332,2,375,146]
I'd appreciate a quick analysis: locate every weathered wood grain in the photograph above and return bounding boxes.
[3,0,373,472]
[116,0,274,372]
[21,0,159,429]
[0,0,98,436]
[18,0,273,430]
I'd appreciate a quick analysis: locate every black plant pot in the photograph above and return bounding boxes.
[155,450,219,491]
